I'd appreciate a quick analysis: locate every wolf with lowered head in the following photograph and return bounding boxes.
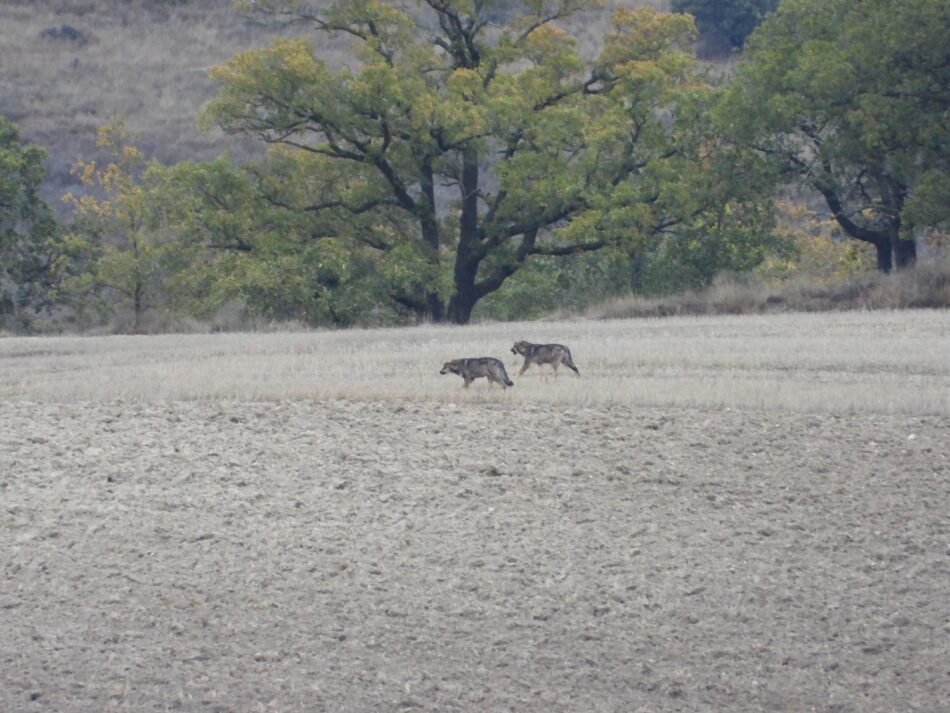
[440,357,515,389]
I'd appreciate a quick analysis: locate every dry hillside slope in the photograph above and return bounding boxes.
[1,0,654,208]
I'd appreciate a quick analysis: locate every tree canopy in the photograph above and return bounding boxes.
[203,0,768,323]
[720,0,950,272]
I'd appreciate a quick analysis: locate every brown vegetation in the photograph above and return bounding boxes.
[585,260,950,320]
[1,0,289,205]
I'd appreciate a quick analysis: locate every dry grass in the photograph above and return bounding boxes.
[586,262,950,320]
[1,0,341,200]
[2,310,947,415]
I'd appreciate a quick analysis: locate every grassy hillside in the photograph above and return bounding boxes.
[1,0,655,211]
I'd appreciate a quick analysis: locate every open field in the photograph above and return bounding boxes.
[2,310,949,413]
[2,311,949,711]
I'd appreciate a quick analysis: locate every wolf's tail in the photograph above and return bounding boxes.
[565,353,580,376]
[504,376,514,387]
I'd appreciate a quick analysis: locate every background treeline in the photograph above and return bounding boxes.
[1,0,947,333]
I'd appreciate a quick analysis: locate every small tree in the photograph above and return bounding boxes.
[64,120,170,332]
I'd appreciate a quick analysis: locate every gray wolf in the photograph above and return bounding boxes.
[440,358,514,389]
[511,340,580,377]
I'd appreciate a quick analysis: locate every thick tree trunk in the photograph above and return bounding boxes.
[447,151,482,325]
[873,235,917,273]
[874,239,893,273]
[447,284,477,324]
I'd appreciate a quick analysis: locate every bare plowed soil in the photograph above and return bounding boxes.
[3,398,947,712]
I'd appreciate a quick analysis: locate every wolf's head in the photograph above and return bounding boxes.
[511,340,528,355]
[440,360,460,375]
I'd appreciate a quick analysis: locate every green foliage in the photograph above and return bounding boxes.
[146,150,431,327]
[474,248,632,321]
[36,4,792,330]
[201,1,771,323]
[62,119,173,332]
[0,116,59,331]
[904,170,950,234]
[756,201,875,284]
[721,0,950,272]
[671,0,778,54]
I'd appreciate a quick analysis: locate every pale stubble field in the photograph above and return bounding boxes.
[1,311,948,712]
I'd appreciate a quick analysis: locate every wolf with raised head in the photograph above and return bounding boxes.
[440,358,515,389]
[511,340,580,377]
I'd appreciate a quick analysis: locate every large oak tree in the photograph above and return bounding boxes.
[204,0,752,323]
[720,0,950,272]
